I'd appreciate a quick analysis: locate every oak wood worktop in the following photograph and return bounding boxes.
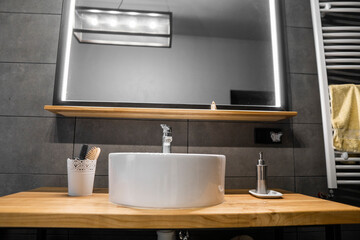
[0,188,359,229]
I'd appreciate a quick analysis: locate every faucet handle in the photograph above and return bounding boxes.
[160,124,172,134]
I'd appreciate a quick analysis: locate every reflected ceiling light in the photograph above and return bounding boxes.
[74,7,172,48]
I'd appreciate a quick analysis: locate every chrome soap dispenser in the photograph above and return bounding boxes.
[256,152,268,194]
[249,152,283,198]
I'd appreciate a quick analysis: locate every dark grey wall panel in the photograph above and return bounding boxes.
[268,176,295,192]
[188,121,294,180]
[189,146,294,177]
[290,73,322,124]
[287,27,317,74]
[0,0,63,14]
[225,176,294,192]
[225,176,256,189]
[74,118,188,175]
[0,63,55,116]
[293,124,326,176]
[285,0,313,28]
[295,177,328,197]
[0,117,74,175]
[190,147,259,177]
[0,174,66,197]
[188,121,293,148]
[0,13,60,63]
[74,118,188,146]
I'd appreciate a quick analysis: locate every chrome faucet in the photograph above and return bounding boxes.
[160,124,172,153]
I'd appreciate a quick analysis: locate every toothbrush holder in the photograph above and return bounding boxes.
[67,158,97,196]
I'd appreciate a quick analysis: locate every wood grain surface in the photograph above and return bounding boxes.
[44,105,297,121]
[0,188,359,229]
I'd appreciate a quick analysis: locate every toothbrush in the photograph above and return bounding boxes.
[79,145,88,160]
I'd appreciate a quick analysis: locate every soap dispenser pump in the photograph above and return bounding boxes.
[256,152,268,194]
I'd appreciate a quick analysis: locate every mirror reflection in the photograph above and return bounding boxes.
[55,0,286,109]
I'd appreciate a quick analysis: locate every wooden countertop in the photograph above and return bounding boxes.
[0,187,359,229]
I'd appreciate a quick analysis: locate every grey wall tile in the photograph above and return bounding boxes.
[287,27,317,74]
[74,118,188,175]
[0,117,74,175]
[0,174,66,197]
[226,177,294,192]
[189,121,294,177]
[189,121,293,148]
[290,73,322,124]
[268,177,295,192]
[0,13,60,63]
[75,118,187,146]
[0,63,55,116]
[0,0,63,14]
[293,124,326,176]
[225,177,256,189]
[285,0,313,28]
[190,147,256,177]
[295,177,328,197]
[189,146,294,177]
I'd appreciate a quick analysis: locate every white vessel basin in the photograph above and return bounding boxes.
[109,153,226,209]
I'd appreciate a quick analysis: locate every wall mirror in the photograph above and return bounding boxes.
[54,0,287,110]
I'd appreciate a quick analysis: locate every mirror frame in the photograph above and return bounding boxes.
[53,0,288,111]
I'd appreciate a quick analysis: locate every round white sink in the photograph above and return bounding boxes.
[109,153,226,209]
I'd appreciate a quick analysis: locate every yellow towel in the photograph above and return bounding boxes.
[329,84,360,153]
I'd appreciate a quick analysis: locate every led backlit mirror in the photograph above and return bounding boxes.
[54,0,287,110]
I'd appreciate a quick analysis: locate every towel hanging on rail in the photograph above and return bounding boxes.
[329,84,360,152]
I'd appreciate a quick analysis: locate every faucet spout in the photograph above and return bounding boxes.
[160,124,172,153]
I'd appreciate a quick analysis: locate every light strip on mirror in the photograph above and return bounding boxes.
[269,0,282,108]
[73,7,172,47]
[61,0,76,101]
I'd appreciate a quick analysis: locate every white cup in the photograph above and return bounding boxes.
[67,158,97,196]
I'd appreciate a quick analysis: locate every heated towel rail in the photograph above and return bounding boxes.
[310,0,360,190]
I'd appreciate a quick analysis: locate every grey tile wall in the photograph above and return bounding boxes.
[0,63,55,116]
[293,124,326,176]
[0,0,67,198]
[290,74,322,124]
[0,0,63,14]
[0,174,66,197]
[287,27,317,74]
[295,177,328,197]
[1,0,358,239]
[74,118,188,175]
[0,13,60,63]
[284,0,313,28]
[284,0,326,198]
[0,117,74,175]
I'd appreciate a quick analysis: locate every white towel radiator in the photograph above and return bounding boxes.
[310,0,360,190]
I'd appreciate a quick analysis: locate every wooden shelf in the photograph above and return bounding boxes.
[44,105,297,121]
